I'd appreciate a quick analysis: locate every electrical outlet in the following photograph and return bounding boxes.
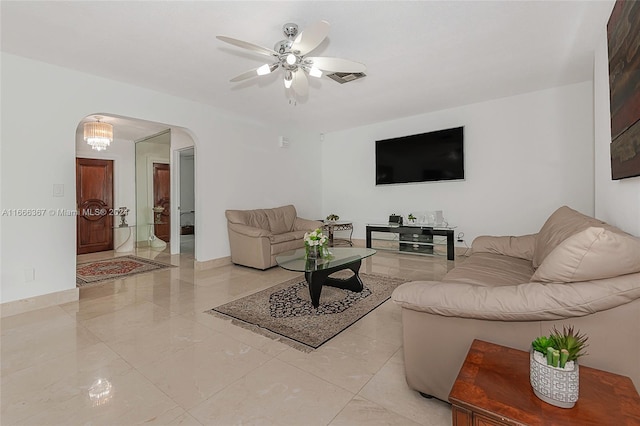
[53,184,64,197]
[24,268,35,282]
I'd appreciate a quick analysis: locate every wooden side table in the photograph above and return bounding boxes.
[449,339,640,426]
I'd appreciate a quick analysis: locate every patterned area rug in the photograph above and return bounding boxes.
[206,272,409,351]
[76,255,175,287]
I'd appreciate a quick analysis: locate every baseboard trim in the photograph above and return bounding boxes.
[195,256,232,270]
[1,288,79,318]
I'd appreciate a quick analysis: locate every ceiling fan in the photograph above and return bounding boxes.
[216,20,366,97]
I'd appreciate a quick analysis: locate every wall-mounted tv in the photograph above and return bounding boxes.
[375,126,464,185]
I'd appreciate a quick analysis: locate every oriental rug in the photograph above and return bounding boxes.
[206,272,409,351]
[76,255,175,287]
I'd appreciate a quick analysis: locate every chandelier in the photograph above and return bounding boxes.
[84,117,113,151]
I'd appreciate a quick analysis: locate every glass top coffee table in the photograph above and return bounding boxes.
[276,247,376,308]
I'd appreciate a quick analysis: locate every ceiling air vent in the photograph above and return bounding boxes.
[326,72,366,84]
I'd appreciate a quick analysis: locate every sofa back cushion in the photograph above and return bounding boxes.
[533,206,606,268]
[265,205,296,234]
[531,227,640,282]
[225,208,270,230]
[225,205,297,234]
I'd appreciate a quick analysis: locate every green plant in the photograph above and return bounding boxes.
[326,214,339,221]
[532,325,588,368]
[408,213,416,221]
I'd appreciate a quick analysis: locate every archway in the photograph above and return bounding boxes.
[75,114,198,259]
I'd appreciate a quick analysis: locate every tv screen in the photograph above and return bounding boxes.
[375,126,464,185]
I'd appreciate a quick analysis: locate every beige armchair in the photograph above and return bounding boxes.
[225,204,322,270]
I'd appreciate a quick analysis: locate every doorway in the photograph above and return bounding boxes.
[76,158,114,254]
[178,148,195,254]
[153,162,171,242]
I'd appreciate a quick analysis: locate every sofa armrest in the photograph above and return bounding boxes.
[228,222,272,238]
[471,234,537,260]
[391,274,640,321]
[227,224,272,269]
[293,217,323,232]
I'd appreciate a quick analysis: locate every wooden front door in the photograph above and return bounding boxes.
[153,163,170,242]
[76,158,114,254]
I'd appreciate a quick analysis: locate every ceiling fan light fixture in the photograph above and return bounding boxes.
[284,71,293,89]
[256,64,273,76]
[285,53,297,66]
[309,67,323,78]
[84,117,112,151]
[218,20,366,100]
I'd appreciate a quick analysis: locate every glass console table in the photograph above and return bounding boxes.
[113,225,136,253]
[366,224,455,260]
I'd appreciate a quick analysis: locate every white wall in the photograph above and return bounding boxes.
[322,82,595,244]
[593,28,640,236]
[0,53,321,304]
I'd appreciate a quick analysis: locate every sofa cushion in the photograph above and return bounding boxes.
[226,209,270,230]
[269,230,307,244]
[531,227,640,283]
[533,206,605,268]
[471,234,537,261]
[391,274,640,321]
[265,205,296,234]
[444,253,535,287]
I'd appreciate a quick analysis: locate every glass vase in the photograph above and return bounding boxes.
[306,244,320,260]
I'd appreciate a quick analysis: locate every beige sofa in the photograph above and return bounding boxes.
[392,206,640,401]
[225,205,322,270]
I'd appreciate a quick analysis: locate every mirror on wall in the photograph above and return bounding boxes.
[135,131,171,250]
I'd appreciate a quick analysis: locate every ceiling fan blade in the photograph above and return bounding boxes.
[230,63,278,82]
[292,20,330,55]
[216,36,277,57]
[305,57,366,73]
[292,70,308,97]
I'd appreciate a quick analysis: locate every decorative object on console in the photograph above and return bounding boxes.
[326,213,339,222]
[117,206,130,227]
[608,0,640,180]
[530,326,588,408]
[388,214,403,225]
[152,206,164,224]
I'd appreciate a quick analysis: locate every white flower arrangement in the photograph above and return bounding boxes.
[304,228,328,247]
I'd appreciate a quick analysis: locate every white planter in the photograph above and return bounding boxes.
[529,349,579,408]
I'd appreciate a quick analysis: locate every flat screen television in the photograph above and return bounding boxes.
[375,126,464,185]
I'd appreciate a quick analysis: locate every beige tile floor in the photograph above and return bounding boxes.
[1,246,461,425]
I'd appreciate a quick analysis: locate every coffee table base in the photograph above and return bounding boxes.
[304,259,364,308]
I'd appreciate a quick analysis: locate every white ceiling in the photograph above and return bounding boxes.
[1,1,615,139]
